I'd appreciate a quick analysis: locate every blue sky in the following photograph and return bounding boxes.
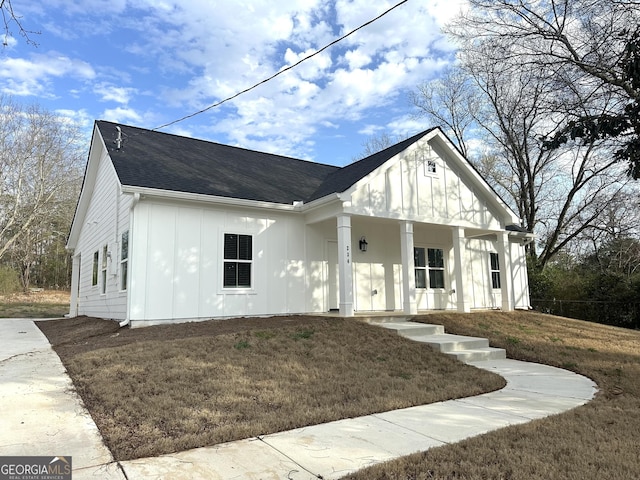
[2,0,464,166]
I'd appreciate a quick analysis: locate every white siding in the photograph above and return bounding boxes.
[74,146,130,320]
[466,239,498,309]
[352,220,403,312]
[129,200,316,324]
[348,145,503,231]
[511,240,531,309]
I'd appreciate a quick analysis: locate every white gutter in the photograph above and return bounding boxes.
[120,185,304,212]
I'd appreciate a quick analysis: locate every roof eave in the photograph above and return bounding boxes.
[67,122,111,250]
[120,185,303,212]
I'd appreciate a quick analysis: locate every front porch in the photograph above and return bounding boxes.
[309,215,527,317]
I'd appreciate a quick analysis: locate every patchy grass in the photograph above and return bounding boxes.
[0,290,69,318]
[344,311,640,480]
[37,315,505,461]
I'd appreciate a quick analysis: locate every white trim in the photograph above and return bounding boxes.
[220,232,255,292]
[336,214,354,316]
[400,221,417,314]
[217,230,257,295]
[414,244,447,291]
[121,185,305,212]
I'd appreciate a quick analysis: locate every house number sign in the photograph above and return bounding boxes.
[346,245,350,264]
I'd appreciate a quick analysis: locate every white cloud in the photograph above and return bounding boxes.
[428,0,468,26]
[344,49,372,69]
[0,52,95,97]
[2,36,18,48]
[93,83,138,104]
[13,0,462,161]
[55,108,94,129]
[102,106,143,124]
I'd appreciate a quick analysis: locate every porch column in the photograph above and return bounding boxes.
[497,231,514,311]
[337,214,354,316]
[400,221,417,314]
[452,227,470,312]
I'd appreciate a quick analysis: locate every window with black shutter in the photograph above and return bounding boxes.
[223,234,252,288]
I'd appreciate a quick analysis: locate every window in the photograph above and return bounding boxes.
[120,231,129,291]
[92,251,99,286]
[426,159,437,174]
[428,248,445,289]
[101,245,108,294]
[223,233,252,288]
[414,248,427,288]
[414,247,445,289]
[490,252,501,289]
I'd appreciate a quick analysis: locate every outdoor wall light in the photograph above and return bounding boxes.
[359,236,368,252]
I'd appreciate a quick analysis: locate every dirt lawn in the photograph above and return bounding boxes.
[37,315,505,461]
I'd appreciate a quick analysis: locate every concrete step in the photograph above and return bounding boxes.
[413,333,489,352]
[360,316,416,324]
[374,320,506,363]
[448,347,507,363]
[377,321,445,337]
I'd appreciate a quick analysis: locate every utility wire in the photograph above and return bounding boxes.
[152,0,409,132]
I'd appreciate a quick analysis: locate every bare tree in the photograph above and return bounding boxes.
[410,67,481,158]
[0,97,84,285]
[353,132,410,161]
[410,5,638,267]
[1,0,39,46]
[450,0,640,176]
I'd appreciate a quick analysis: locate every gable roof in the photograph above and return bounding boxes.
[97,122,441,206]
[307,129,435,202]
[95,121,520,226]
[97,121,339,205]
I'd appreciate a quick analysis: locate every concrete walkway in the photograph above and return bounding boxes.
[0,319,598,480]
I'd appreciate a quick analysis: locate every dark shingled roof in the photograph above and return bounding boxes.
[96,121,433,205]
[307,129,434,201]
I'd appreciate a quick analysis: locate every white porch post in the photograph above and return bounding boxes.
[497,231,514,311]
[337,214,354,316]
[400,221,417,314]
[452,226,470,312]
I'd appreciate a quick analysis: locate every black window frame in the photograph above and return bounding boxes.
[490,252,501,289]
[427,247,445,289]
[92,251,99,287]
[101,244,108,295]
[414,247,445,289]
[223,233,253,288]
[120,231,129,291]
[414,247,427,288]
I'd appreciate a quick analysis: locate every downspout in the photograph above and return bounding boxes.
[119,192,140,328]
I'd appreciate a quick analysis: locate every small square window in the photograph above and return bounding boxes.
[426,160,437,174]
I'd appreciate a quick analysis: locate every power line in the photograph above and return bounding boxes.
[152,0,409,132]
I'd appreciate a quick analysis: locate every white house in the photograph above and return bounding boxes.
[66,121,533,327]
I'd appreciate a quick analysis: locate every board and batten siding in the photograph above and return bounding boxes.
[74,145,131,320]
[348,143,503,230]
[342,139,528,312]
[129,200,320,324]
